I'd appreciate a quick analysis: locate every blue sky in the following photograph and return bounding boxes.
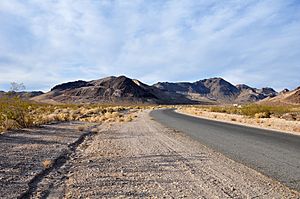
[0,0,299,91]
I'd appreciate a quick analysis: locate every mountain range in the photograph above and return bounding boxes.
[153,78,277,103]
[30,75,291,105]
[32,76,195,104]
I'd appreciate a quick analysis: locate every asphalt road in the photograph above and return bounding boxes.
[150,109,300,191]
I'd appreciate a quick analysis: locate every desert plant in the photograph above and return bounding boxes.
[0,97,139,133]
[0,97,33,131]
[206,104,299,118]
[254,112,271,118]
[42,159,53,169]
[78,126,86,131]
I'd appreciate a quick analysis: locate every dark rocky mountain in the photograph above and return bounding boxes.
[51,80,88,91]
[33,76,199,104]
[154,78,277,103]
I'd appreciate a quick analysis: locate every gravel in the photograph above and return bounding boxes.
[0,122,93,199]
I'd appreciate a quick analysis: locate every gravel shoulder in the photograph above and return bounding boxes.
[57,111,298,198]
[0,122,94,199]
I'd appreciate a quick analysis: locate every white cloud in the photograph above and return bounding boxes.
[0,0,299,91]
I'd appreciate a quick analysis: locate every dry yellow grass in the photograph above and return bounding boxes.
[42,159,53,169]
[124,115,133,122]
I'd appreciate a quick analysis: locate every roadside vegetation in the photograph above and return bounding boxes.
[179,104,300,119]
[0,96,147,133]
[177,104,300,133]
[208,104,300,119]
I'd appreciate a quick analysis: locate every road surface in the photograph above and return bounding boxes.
[150,109,300,191]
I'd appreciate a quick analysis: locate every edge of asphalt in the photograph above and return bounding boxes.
[150,109,300,193]
[174,109,300,137]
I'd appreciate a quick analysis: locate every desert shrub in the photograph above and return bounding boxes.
[42,159,53,169]
[0,97,138,132]
[254,112,271,118]
[124,116,133,122]
[210,106,241,115]
[0,97,33,131]
[2,119,20,130]
[117,117,125,122]
[240,104,297,118]
[208,104,298,118]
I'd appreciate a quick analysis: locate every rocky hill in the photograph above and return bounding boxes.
[259,87,300,105]
[153,78,277,103]
[236,84,277,103]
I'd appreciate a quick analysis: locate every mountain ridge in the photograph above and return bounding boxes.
[29,75,285,104]
[153,78,277,103]
[32,76,199,104]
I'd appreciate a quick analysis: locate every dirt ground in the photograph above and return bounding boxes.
[1,111,299,198]
[0,122,96,199]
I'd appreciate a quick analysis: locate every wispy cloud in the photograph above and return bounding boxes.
[0,0,299,91]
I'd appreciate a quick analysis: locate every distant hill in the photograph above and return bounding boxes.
[0,91,44,99]
[259,87,300,105]
[154,78,277,103]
